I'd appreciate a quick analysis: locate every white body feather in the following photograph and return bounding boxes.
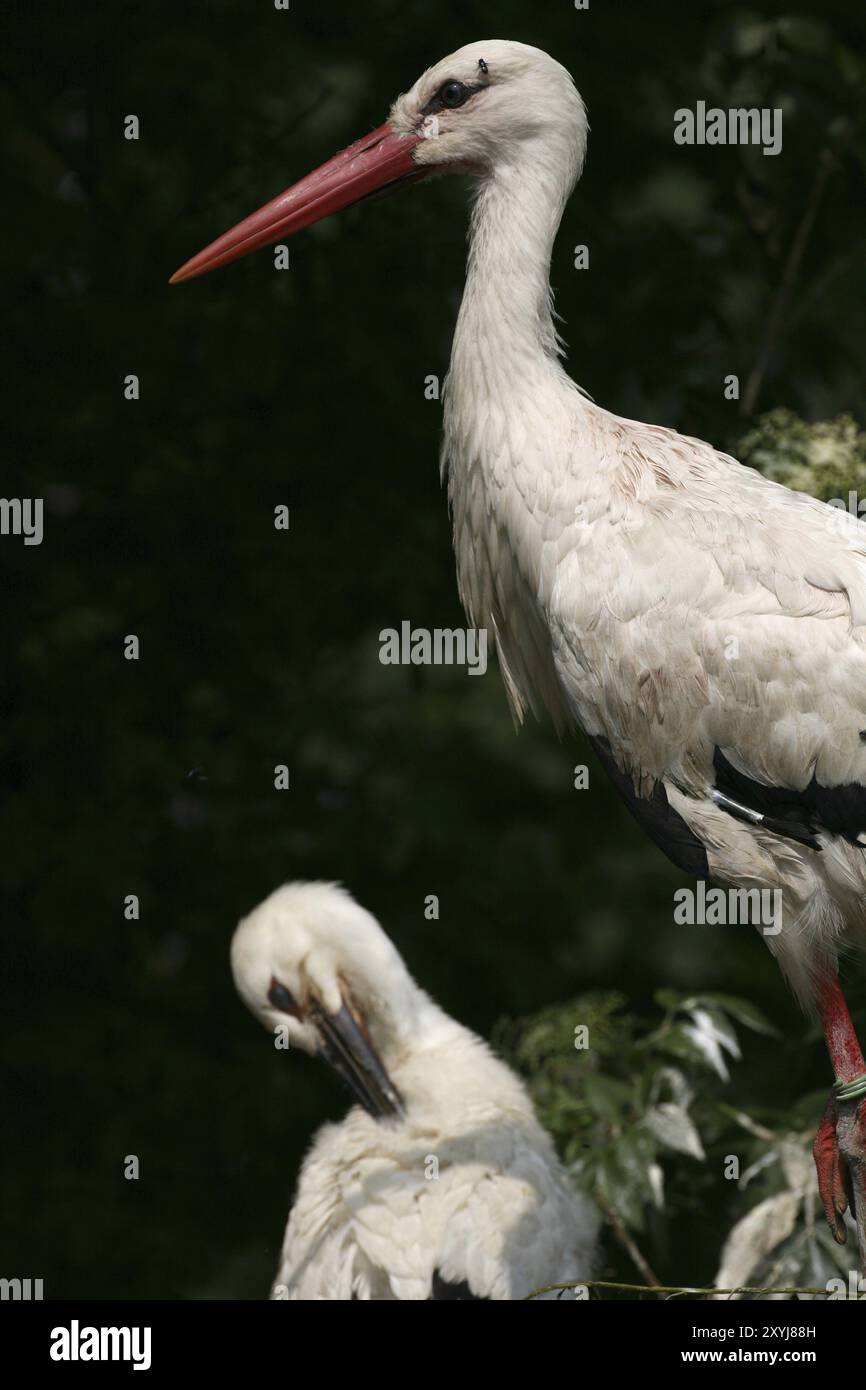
[276,1016,596,1300]
[231,882,598,1301]
[391,40,866,1008]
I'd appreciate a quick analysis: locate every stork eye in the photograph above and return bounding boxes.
[438,80,470,109]
[421,78,482,119]
[268,977,301,1017]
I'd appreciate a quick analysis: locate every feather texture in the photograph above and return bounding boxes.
[276,1026,597,1300]
[231,881,598,1301]
[426,42,866,1010]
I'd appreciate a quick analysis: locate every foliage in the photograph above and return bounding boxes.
[504,403,866,1297]
[3,0,865,1298]
[499,991,862,1298]
[739,408,866,499]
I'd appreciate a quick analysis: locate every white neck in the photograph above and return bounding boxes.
[440,143,588,734]
[449,145,576,399]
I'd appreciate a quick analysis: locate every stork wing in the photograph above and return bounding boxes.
[551,424,866,849]
[278,1108,596,1299]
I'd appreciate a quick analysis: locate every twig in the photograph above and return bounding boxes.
[717,1101,777,1143]
[524,1278,829,1300]
[596,1194,660,1287]
[741,149,835,417]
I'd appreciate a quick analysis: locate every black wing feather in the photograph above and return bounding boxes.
[713,748,866,849]
[590,735,866,871]
[429,1271,488,1300]
[589,735,709,877]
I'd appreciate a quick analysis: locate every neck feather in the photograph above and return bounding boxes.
[450,148,574,386]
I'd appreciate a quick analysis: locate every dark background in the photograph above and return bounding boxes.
[3,0,865,1297]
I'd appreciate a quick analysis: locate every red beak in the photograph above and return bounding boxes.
[169,122,425,285]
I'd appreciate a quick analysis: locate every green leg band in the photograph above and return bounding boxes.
[834,1072,866,1103]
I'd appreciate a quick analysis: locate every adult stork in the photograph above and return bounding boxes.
[231,881,598,1299]
[174,40,866,1264]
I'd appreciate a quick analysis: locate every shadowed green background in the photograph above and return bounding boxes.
[3,0,865,1296]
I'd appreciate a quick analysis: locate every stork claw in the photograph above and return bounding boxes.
[813,1092,866,1271]
[813,1096,848,1244]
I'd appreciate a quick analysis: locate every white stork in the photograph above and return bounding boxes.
[231,881,598,1299]
[174,40,866,1265]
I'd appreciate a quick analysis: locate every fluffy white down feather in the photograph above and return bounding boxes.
[231,882,598,1301]
[276,1026,597,1300]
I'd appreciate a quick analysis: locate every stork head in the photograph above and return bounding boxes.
[170,40,587,284]
[390,39,587,175]
[231,881,424,1119]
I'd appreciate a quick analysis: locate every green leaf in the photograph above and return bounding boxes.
[654,988,686,1013]
[657,1023,726,1073]
[583,1073,632,1123]
[645,1103,706,1160]
[699,993,780,1037]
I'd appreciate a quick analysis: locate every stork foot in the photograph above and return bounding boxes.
[813,1092,866,1270]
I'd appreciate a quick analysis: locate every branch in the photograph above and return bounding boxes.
[741,149,835,417]
[524,1278,828,1300]
[595,1194,661,1287]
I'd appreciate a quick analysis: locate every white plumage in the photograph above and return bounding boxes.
[175,36,866,1266]
[394,43,866,1262]
[231,882,598,1300]
[391,43,866,1011]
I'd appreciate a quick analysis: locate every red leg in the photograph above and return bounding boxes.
[813,977,866,1271]
[818,977,866,1083]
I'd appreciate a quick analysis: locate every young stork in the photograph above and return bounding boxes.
[231,882,598,1300]
[174,41,866,1264]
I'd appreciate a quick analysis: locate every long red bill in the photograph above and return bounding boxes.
[169,122,425,285]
